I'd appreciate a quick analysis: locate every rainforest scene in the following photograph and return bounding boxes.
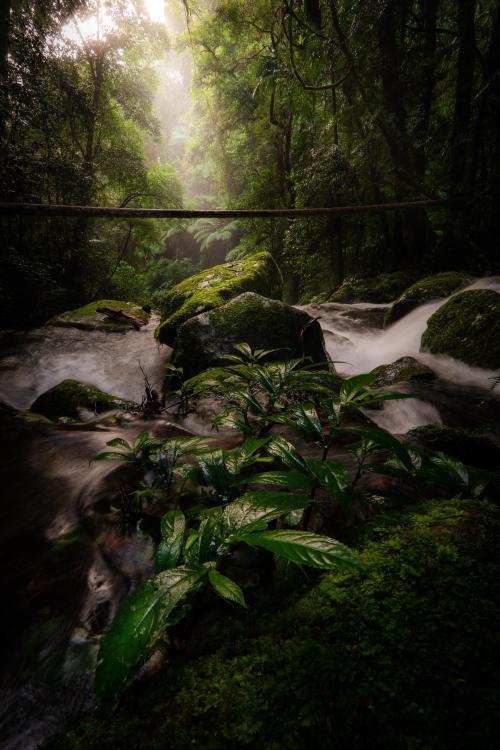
[0,1,500,748]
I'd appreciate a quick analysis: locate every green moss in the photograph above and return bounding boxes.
[30,379,138,419]
[370,356,436,387]
[155,253,283,345]
[329,270,419,304]
[50,499,500,750]
[420,289,500,368]
[408,424,500,471]
[48,300,149,331]
[171,292,327,379]
[385,272,471,326]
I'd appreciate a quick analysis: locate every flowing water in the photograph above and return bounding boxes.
[0,278,499,748]
[0,315,169,412]
[301,276,500,433]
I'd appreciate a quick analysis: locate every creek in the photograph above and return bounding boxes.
[0,279,499,749]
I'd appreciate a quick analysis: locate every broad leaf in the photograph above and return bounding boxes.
[95,566,205,706]
[244,470,316,490]
[267,437,310,474]
[155,511,186,573]
[222,491,312,539]
[208,569,247,607]
[235,530,367,573]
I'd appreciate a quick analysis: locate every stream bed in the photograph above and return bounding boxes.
[0,280,499,749]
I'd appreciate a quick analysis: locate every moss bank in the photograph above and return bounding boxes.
[155,252,283,345]
[48,300,149,332]
[420,288,500,368]
[329,270,419,304]
[384,271,471,326]
[31,379,137,419]
[50,499,500,750]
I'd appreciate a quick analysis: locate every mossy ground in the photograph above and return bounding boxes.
[171,292,326,379]
[49,499,500,750]
[155,252,283,345]
[329,270,419,304]
[420,289,500,368]
[48,300,149,332]
[30,379,137,419]
[385,271,471,326]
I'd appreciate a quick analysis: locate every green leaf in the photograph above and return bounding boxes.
[235,530,367,573]
[223,491,312,539]
[267,437,310,474]
[106,437,132,450]
[93,451,134,462]
[244,470,317,490]
[154,511,186,573]
[95,566,206,706]
[305,460,352,515]
[208,569,247,607]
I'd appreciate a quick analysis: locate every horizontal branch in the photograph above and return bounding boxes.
[0,199,464,220]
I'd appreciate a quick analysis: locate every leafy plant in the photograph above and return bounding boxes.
[95,491,366,706]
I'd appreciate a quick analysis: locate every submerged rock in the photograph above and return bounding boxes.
[420,289,500,368]
[48,300,150,332]
[329,270,419,304]
[31,379,138,419]
[384,271,471,326]
[171,292,328,379]
[370,356,436,386]
[156,252,283,346]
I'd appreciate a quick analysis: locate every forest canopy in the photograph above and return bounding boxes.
[1,0,499,320]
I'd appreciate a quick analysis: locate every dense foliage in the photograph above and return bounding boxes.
[180,0,500,298]
[50,497,500,749]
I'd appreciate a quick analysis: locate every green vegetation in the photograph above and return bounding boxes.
[156,253,283,345]
[30,379,137,420]
[421,289,500,368]
[49,498,500,750]
[329,271,420,304]
[385,271,471,325]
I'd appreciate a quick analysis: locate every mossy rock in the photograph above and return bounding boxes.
[370,356,436,386]
[384,271,471,326]
[48,300,149,332]
[420,289,500,368]
[329,270,419,304]
[30,379,138,419]
[170,292,328,379]
[50,499,500,750]
[155,252,283,346]
[408,424,500,471]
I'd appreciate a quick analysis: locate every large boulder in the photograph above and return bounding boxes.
[384,272,471,326]
[48,300,150,332]
[31,379,138,420]
[155,252,283,346]
[329,270,419,304]
[420,289,500,368]
[171,292,328,379]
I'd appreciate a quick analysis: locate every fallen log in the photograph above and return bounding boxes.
[96,306,147,330]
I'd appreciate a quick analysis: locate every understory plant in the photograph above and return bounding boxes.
[94,344,495,707]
